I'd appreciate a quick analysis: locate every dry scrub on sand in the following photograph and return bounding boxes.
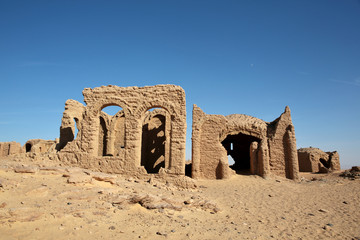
[0,157,359,240]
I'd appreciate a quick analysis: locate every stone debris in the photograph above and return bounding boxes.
[340,166,360,180]
[66,173,93,184]
[110,193,220,212]
[14,165,39,174]
[351,166,360,171]
[86,171,117,184]
[167,176,198,190]
[62,168,120,184]
[156,231,168,237]
[128,194,182,210]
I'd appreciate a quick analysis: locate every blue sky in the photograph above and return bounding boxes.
[0,0,359,169]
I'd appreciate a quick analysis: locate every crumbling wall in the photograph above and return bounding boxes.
[58,99,85,150]
[0,142,23,157]
[298,147,340,173]
[267,106,299,180]
[58,85,186,176]
[198,114,228,179]
[192,105,299,180]
[192,105,270,180]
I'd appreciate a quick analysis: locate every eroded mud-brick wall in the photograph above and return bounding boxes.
[298,147,340,173]
[24,139,57,154]
[192,105,299,180]
[58,85,186,176]
[0,142,22,157]
[267,107,299,180]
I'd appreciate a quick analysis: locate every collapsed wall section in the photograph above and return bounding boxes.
[58,99,85,151]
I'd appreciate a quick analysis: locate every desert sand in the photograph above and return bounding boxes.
[0,157,359,240]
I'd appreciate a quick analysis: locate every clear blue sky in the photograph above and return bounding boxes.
[1,0,359,169]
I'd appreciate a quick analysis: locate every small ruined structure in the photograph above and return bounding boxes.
[0,142,22,157]
[298,147,340,173]
[192,105,299,180]
[24,139,57,154]
[58,85,186,175]
[0,139,58,157]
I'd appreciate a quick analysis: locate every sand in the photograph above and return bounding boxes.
[0,157,359,240]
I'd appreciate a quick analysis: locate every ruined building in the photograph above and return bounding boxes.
[0,142,22,157]
[0,140,57,157]
[2,84,335,180]
[192,105,299,180]
[298,147,340,173]
[24,139,57,154]
[57,85,187,176]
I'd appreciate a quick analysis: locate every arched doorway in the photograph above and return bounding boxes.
[25,143,32,153]
[141,108,168,173]
[221,133,261,173]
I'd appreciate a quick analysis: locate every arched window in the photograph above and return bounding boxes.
[98,105,124,156]
[101,106,123,116]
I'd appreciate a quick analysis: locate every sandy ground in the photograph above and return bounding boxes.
[0,157,359,240]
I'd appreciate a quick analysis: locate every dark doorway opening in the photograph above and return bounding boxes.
[25,143,32,153]
[141,112,166,173]
[320,158,330,169]
[221,133,260,173]
[185,161,192,177]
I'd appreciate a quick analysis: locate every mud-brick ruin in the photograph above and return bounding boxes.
[298,147,340,173]
[0,140,57,157]
[192,105,299,180]
[0,84,341,180]
[24,139,57,154]
[57,85,186,176]
[0,142,22,157]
